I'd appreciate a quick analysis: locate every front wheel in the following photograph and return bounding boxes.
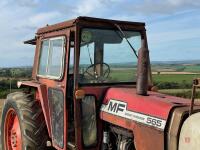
[1,92,49,150]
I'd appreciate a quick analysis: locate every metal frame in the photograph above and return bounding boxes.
[78,27,142,85]
[37,36,66,80]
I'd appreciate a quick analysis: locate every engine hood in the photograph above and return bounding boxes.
[100,87,190,130]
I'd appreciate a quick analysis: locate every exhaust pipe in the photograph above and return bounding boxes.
[136,39,149,96]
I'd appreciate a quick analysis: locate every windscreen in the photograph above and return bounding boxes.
[79,28,141,84]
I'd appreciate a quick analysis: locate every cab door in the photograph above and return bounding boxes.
[72,27,99,150]
[37,30,70,150]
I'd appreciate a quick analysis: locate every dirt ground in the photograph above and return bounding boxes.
[0,100,4,118]
[0,99,4,148]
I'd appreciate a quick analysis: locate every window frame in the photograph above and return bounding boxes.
[78,28,141,85]
[37,36,66,80]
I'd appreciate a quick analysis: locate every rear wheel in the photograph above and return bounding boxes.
[1,92,49,150]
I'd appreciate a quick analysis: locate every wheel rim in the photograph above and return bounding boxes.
[4,108,22,150]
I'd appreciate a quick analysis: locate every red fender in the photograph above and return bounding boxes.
[17,81,52,137]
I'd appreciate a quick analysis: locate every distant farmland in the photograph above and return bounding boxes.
[153,74,199,84]
[0,62,200,99]
[151,62,200,98]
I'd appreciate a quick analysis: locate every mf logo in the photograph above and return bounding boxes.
[108,100,126,113]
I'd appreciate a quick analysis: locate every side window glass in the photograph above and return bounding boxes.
[48,39,64,77]
[38,37,65,79]
[69,47,74,74]
[38,40,49,75]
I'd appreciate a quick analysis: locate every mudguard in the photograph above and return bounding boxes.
[17,81,51,136]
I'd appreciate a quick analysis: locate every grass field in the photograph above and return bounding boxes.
[180,65,200,72]
[152,64,200,73]
[109,68,136,82]
[0,64,200,99]
[152,63,200,97]
[108,65,200,98]
[109,68,199,85]
[159,89,200,99]
[153,74,199,83]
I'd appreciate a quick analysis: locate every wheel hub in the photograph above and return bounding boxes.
[5,109,22,150]
[11,131,17,147]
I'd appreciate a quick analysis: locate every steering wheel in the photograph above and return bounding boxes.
[83,63,110,81]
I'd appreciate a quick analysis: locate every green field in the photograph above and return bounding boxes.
[152,74,198,90]
[153,74,199,83]
[109,66,200,98]
[152,64,200,73]
[109,68,136,82]
[183,65,200,72]
[1,64,200,99]
[158,89,200,99]
[151,63,200,95]
[109,69,200,85]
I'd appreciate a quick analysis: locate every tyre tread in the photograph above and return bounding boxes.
[2,92,48,150]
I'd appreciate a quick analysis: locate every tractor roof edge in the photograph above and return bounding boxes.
[37,16,146,35]
[24,16,146,45]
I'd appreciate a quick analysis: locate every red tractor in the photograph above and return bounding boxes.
[1,16,199,150]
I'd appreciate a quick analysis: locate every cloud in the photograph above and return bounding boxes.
[0,0,200,66]
[0,0,40,8]
[29,12,61,27]
[125,0,200,15]
[75,0,111,16]
[76,0,99,15]
[16,0,40,7]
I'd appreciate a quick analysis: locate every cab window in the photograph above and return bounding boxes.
[38,37,65,79]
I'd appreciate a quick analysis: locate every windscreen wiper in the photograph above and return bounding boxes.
[86,44,98,78]
[114,24,138,58]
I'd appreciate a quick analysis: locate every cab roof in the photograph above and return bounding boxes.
[24,16,145,45]
[37,16,145,34]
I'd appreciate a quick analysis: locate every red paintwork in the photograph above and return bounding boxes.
[19,30,70,150]
[19,80,67,150]
[101,88,190,120]
[19,81,51,136]
[100,87,191,150]
[83,86,108,97]
[4,108,22,150]
[102,111,136,130]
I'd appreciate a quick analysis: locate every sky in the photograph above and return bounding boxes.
[0,0,200,67]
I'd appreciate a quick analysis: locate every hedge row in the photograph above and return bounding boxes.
[154,81,192,89]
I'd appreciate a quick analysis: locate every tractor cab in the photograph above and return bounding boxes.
[29,16,149,149]
[2,16,151,150]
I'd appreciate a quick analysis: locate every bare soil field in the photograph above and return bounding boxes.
[0,99,5,148]
[0,99,4,119]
